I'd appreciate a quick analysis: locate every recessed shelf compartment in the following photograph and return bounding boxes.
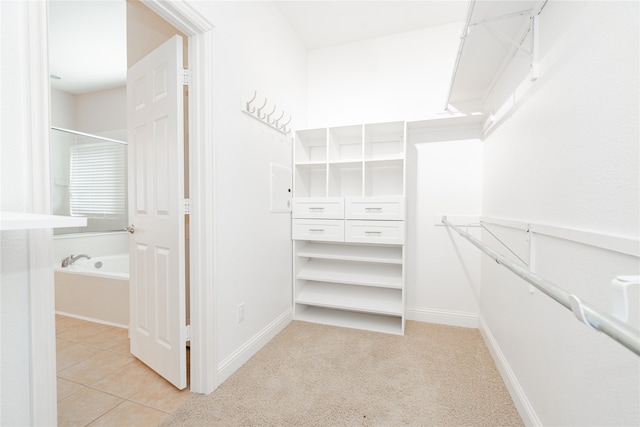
[296,282,402,316]
[295,305,403,335]
[297,258,402,289]
[294,164,327,197]
[296,241,402,264]
[328,162,363,197]
[295,128,327,163]
[364,159,404,196]
[364,121,405,160]
[329,125,363,162]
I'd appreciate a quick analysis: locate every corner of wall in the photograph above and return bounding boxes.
[216,309,293,387]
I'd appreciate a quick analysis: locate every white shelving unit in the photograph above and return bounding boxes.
[446,1,544,114]
[292,121,406,335]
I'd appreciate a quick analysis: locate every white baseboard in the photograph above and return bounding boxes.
[405,306,478,328]
[216,309,293,386]
[55,310,128,329]
[478,315,540,427]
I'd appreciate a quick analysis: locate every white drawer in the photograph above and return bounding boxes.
[293,219,344,242]
[345,196,405,220]
[292,198,344,219]
[345,220,405,245]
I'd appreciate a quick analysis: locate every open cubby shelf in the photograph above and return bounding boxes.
[294,121,405,198]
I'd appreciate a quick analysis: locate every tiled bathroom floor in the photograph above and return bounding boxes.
[56,314,191,426]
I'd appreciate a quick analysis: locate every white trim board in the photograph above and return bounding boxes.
[406,307,478,329]
[478,315,541,427]
[481,216,639,258]
[216,310,293,386]
[55,311,129,330]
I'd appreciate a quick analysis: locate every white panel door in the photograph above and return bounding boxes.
[127,35,186,389]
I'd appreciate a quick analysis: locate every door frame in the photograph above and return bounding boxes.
[28,0,216,423]
[140,0,217,394]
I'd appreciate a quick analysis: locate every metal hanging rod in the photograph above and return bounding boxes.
[441,216,640,357]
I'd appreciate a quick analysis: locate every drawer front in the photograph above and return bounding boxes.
[345,220,405,245]
[293,219,344,242]
[292,198,344,219]
[345,196,405,220]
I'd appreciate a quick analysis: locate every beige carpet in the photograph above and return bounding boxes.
[161,320,523,426]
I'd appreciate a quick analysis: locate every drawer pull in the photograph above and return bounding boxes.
[308,207,325,211]
[364,231,382,235]
[365,207,383,211]
[309,229,325,232]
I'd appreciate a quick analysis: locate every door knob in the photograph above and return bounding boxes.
[124,225,135,234]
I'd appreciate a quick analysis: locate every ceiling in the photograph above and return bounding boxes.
[49,0,468,95]
[274,1,468,50]
[49,0,127,95]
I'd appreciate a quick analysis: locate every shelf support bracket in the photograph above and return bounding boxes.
[531,14,539,81]
[479,21,532,56]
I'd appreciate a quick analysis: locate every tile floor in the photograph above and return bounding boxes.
[56,314,191,426]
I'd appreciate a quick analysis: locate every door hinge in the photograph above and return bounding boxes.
[182,68,190,86]
[185,324,191,342]
[183,198,191,215]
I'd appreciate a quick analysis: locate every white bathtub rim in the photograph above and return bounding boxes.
[54,253,129,280]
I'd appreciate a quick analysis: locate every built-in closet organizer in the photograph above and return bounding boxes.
[292,122,406,335]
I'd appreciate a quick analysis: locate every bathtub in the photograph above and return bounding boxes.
[54,253,129,327]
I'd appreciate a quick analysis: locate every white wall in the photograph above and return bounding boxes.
[51,87,76,129]
[406,139,482,327]
[76,86,127,141]
[188,1,307,383]
[307,23,462,128]
[480,1,639,426]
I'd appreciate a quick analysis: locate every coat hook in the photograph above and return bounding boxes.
[266,105,277,123]
[274,110,285,127]
[256,98,268,119]
[245,90,258,113]
[282,115,292,133]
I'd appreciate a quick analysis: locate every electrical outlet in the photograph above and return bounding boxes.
[237,303,245,323]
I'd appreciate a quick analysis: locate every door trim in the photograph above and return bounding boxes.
[141,0,217,394]
[28,1,217,422]
[24,1,58,424]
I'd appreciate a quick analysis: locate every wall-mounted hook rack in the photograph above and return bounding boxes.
[241,91,293,134]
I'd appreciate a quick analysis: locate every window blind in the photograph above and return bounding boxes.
[69,142,126,217]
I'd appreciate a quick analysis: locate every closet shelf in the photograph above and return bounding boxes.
[297,259,402,289]
[364,155,405,163]
[446,0,545,114]
[295,160,327,166]
[296,242,402,264]
[296,306,403,335]
[297,282,402,316]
